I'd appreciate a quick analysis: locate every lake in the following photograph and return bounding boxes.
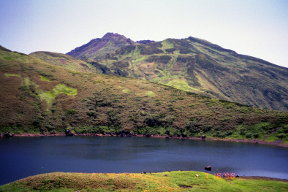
[0,136,287,185]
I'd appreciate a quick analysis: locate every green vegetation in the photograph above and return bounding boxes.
[67,33,288,111]
[30,51,98,73]
[166,79,201,92]
[40,75,52,82]
[39,84,77,106]
[161,39,174,50]
[122,88,131,93]
[1,171,287,192]
[229,122,288,143]
[22,77,34,87]
[53,84,77,96]
[4,71,77,108]
[73,126,120,134]
[4,73,21,78]
[0,46,287,144]
[144,91,156,97]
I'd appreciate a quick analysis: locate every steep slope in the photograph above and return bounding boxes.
[67,33,288,111]
[67,32,134,61]
[0,46,287,143]
[30,51,99,73]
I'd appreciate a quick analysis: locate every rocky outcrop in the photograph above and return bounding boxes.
[205,166,212,171]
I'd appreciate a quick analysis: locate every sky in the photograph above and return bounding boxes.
[0,0,287,68]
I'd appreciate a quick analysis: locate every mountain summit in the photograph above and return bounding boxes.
[67,33,133,61]
[67,33,288,111]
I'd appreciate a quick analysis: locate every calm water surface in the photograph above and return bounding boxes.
[0,136,287,185]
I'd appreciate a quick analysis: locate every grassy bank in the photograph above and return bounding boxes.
[0,171,287,192]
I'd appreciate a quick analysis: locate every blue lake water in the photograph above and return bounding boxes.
[0,136,287,185]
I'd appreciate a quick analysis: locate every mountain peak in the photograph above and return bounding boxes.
[67,32,134,60]
[100,33,134,45]
[102,32,129,40]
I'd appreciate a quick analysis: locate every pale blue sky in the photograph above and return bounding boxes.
[0,0,287,68]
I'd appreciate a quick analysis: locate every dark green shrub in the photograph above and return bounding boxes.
[67,109,77,115]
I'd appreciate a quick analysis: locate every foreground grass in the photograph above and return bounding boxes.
[0,171,287,192]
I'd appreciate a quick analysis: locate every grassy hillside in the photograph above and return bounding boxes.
[0,47,288,143]
[1,171,287,192]
[30,51,99,73]
[67,33,288,111]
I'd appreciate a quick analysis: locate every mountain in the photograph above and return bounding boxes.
[0,46,287,143]
[67,33,288,111]
[30,51,99,73]
[67,32,134,61]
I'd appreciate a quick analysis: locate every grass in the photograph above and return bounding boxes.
[30,51,98,73]
[0,171,287,192]
[39,84,77,107]
[161,39,174,50]
[4,71,77,108]
[144,91,156,97]
[122,88,131,94]
[53,84,77,96]
[40,75,52,82]
[166,79,201,92]
[4,73,21,78]
[22,77,34,87]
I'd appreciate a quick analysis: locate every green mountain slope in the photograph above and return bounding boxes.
[67,33,288,111]
[30,51,99,73]
[0,46,288,143]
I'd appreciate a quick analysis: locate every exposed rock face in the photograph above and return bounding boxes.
[205,166,212,171]
[65,129,74,136]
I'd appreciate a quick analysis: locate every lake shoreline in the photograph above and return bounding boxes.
[2,132,287,148]
[240,176,288,182]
